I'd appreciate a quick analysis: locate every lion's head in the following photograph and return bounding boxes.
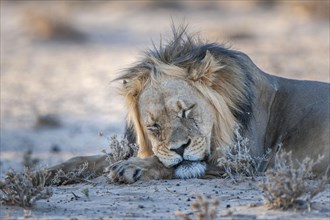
[117,27,255,178]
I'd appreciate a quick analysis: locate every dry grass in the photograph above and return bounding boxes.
[217,127,271,182]
[50,162,97,186]
[44,135,137,186]
[259,150,329,210]
[0,169,53,207]
[103,135,138,164]
[175,194,220,220]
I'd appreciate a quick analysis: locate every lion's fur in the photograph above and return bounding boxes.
[117,27,255,159]
[115,26,329,178]
[47,26,329,183]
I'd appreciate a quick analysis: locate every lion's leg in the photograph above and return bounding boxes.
[45,155,108,184]
[108,156,174,184]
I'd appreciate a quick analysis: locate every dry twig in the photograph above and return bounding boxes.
[103,135,138,164]
[259,151,329,210]
[0,169,53,207]
[50,162,97,186]
[217,127,270,182]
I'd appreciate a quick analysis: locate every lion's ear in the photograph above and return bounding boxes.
[191,50,223,85]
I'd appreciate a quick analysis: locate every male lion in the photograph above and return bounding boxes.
[48,27,329,184]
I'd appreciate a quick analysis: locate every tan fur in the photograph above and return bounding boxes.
[121,51,243,158]
[46,27,329,184]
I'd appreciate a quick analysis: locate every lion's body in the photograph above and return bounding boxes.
[259,77,329,173]
[47,28,329,183]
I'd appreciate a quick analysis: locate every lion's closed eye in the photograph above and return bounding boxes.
[178,104,196,119]
[147,123,161,136]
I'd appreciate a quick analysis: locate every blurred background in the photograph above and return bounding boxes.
[1,1,329,174]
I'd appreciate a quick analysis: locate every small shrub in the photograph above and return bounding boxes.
[217,127,270,182]
[0,169,53,207]
[175,194,220,220]
[103,135,138,164]
[50,162,97,186]
[259,151,329,210]
[48,135,137,186]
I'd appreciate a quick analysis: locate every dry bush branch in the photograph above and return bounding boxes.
[48,135,137,186]
[217,127,271,182]
[50,162,97,186]
[0,169,53,207]
[175,194,220,220]
[259,151,329,210]
[103,135,138,164]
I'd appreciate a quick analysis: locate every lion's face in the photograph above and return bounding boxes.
[138,76,216,169]
[121,43,247,179]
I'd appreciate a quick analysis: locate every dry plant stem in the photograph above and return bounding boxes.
[259,151,329,210]
[217,126,270,182]
[0,169,53,207]
[51,162,97,186]
[46,135,137,186]
[103,135,138,164]
[103,135,139,182]
[102,135,139,177]
[46,135,138,186]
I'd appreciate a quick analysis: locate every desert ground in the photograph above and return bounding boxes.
[1,1,329,219]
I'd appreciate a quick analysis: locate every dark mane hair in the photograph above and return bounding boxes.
[117,26,255,155]
[145,26,255,128]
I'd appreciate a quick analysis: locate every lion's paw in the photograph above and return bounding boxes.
[108,160,144,184]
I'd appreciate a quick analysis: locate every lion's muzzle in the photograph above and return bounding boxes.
[171,138,191,157]
[154,136,208,171]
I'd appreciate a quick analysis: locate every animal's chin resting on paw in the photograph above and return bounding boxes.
[174,161,207,179]
[107,156,208,184]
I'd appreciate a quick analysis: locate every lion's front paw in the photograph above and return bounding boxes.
[108,160,144,184]
[106,156,174,184]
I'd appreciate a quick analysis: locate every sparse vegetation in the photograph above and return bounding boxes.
[103,135,138,164]
[259,151,329,210]
[175,194,220,220]
[50,162,97,186]
[0,169,53,207]
[45,135,136,186]
[217,127,271,182]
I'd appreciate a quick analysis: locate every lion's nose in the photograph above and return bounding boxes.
[172,139,191,156]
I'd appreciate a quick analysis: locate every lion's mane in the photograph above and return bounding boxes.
[116,27,256,157]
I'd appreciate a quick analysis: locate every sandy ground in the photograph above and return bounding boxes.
[1,1,329,219]
[1,177,330,220]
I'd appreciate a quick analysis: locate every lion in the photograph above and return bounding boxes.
[47,27,330,184]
